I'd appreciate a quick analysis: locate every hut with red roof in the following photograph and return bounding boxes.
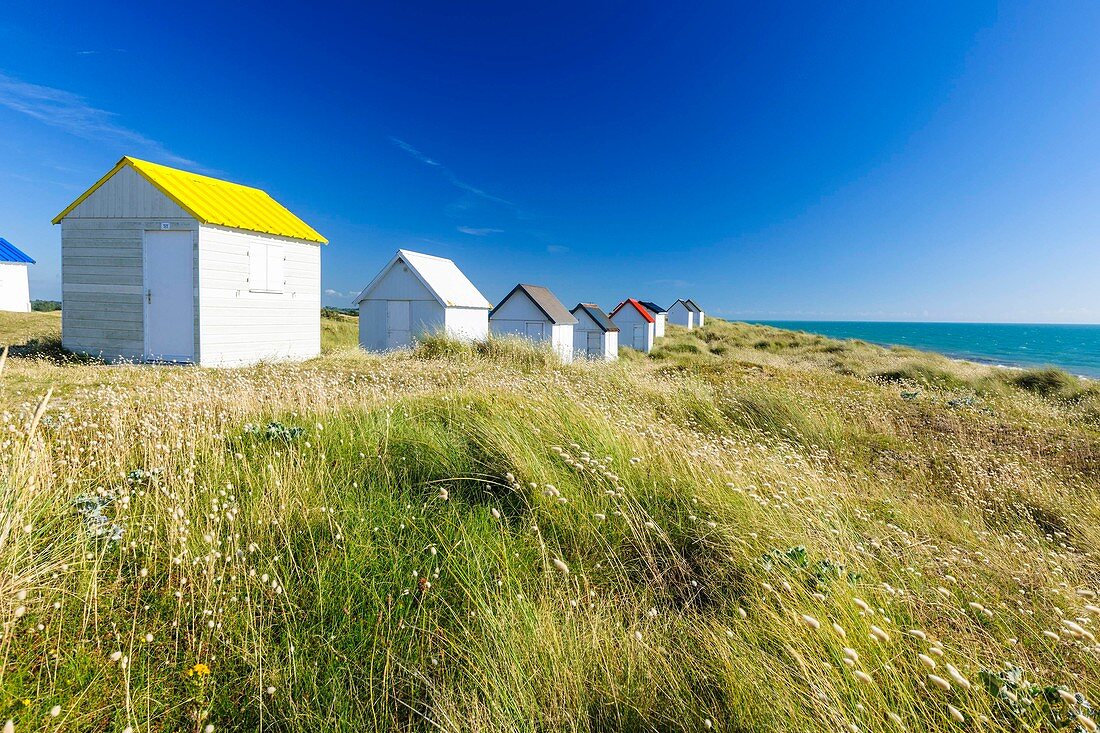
[609,298,656,353]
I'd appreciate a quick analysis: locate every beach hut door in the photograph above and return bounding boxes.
[587,331,602,356]
[387,301,411,348]
[632,325,643,349]
[143,230,195,363]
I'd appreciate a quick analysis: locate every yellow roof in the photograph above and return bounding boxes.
[53,156,327,244]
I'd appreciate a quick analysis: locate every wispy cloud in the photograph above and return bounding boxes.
[389,136,514,207]
[390,137,441,167]
[546,244,569,254]
[457,226,503,236]
[650,278,694,288]
[0,71,200,169]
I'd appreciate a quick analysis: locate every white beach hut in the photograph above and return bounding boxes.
[687,299,705,327]
[0,237,34,313]
[353,249,490,350]
[667,299,696,329]
[609,298,657,353]
[52,156,327,366]
[489,283,577,363]
[570,303,619,361]
[638,301,668,338]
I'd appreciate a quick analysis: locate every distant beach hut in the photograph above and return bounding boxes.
[687,299,705,327]
[52,156,327,365]
[489,283,577,362]
[609,298,656,353]
[353,249,490,350]
[570,303,619,360]
[667,299,696,329]
[638,301,668,338]
[0,237,34,313]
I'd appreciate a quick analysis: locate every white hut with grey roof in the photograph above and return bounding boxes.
[571,303,618,361]
[489,283,577,363]
[687,299,705,327]
[354,249,490,350]
[667,299,697,329]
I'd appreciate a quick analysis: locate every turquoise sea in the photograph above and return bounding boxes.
[749,321,1100,379]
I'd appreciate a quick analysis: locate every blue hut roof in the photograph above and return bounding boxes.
[0,237,34,264]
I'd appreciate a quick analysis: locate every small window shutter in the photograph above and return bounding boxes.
[249,241,268,290]
[267,244,284,293]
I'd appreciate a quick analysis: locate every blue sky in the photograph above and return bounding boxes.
[1,1,1097,322]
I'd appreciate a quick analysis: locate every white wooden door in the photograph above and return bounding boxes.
[387,301,411,348]
[525,321,544,341]
[586,331,602,357]
[143,230,194,362]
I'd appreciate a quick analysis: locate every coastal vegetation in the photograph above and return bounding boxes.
[1,312,1097,731]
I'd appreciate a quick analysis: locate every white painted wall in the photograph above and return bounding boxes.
[197,225,320,366]
[358,298,445,350]
[61,217,198,361]
[667,301,695,329]
[551,324,574,363]
[0,263,31,312]
[67,165,190,220]
[653,313,667,338]
[610,306,656,353]
[61,169,197,361]
[444,308,489,341]
[606,330,619,359]
[696,311,705,327]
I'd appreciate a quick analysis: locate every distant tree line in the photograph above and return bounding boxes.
[321,307,358,317]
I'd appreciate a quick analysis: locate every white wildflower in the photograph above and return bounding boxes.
[928,674,952,692]
[945,663,970,690]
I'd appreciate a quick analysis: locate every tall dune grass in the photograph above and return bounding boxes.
[0,315,1097,731]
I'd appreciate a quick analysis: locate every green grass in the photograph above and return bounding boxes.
[1,313,1098,731]
[320,311,359,352]
[0,310,60,349]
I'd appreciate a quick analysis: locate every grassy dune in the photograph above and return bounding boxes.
[1,313,1098,732]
